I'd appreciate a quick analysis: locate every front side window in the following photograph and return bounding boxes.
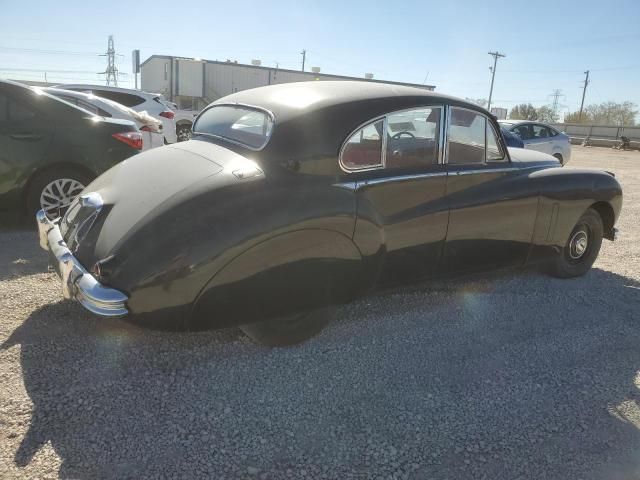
[341,119,384,170]
[448,108,486,164]
[513,124,532,140]
[385,108,441,168]
[193,105,274,149]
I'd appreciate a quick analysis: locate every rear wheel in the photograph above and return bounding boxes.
[26,168,91,220]
[177,125,192,142]
[553,153,564,165]
[240,308,331,347]
[547,208,603,278]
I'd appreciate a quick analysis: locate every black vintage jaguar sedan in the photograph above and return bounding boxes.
[37,81,622,345]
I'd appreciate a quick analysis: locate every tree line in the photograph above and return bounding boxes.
[509,101,637,126]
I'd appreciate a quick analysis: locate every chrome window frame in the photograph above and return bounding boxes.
[486,120,506,162]
[339,105,445,173]
[192,102,276,151]
[444,105,509,165]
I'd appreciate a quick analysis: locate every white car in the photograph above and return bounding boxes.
[162,100,199,141]
[499,120,571,165]
[56,84,177,144]
[44,88,164,150]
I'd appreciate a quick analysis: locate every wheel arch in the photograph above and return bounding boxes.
[589,201,616,239]
[188,228,363,330]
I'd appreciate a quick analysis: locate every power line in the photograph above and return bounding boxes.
[549,89,565,117]
[487,51,506,111]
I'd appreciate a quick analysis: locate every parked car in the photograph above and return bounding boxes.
[37,81,621,346]
[499,120,571,164]
[0,79,142,219]
[162,100,199,142]
[501,126,524,148]
[44,87,163,150]
[56,84,177,144]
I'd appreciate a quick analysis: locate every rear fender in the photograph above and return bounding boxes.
[189,229,362,330]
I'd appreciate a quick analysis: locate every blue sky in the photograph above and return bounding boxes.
[1,0,639,118]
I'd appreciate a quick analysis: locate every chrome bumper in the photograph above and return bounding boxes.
[36,210,128,317]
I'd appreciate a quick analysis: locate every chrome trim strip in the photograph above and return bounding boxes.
[331,181,358,191]
[338,115,386,173]
[442,105,450,165]
[36,209,128,317]
[365,172,447,186]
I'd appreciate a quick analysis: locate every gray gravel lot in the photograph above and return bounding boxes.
[1,146,639,479]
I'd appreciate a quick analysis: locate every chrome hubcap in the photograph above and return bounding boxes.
[569,230,589,259]
[40,178,85,219]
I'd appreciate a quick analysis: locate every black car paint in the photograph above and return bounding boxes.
[0,80,139,213]
[65,81,622,330]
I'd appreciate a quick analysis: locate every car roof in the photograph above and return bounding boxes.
[213,81,490,124]
[54,84,161,98]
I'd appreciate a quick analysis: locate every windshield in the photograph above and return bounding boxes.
[192,105,274,149]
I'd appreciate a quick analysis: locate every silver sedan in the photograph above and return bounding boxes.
[499,120,572,165]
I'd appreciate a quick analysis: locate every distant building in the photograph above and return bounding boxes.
[141,55,436,110]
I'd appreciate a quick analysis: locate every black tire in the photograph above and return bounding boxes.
[553,153,564,165]
[547,208,603,278]
[240,308,330,347]
[26,168,92,220]
[177,125,192,142]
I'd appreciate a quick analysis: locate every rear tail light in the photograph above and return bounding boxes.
[159,110,175,120]
[112,131,143,150]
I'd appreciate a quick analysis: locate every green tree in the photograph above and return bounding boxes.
[537,105,559,123]
[564,101,637,125]
[509,103,538,120]
[465,97,488,108]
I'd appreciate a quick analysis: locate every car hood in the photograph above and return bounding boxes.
[82,140,253,259]
[508,147,560,169]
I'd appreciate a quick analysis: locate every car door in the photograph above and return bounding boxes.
[348,106,449,286]
[0,92,54,210]
[519,123,552,154]
[443,107,539,273]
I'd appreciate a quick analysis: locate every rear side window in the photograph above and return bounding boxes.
[193,105,274,149]
[341,119,384,170]
[533,125,551,138]
[91,90,145,107]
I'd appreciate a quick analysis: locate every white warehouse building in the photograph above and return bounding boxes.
[141,55,436,110]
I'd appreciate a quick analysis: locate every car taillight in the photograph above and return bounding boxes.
[112,131,143,150]
[159,110,175,119]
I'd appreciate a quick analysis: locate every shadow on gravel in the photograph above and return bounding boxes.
[2,268,640,479]
[0,229,46,282]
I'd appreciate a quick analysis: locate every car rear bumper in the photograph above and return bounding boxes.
[36,210,129,317]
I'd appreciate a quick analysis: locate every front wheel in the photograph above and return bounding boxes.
[553,153,564,165]
[240,308,330,347]
[547,208,603,278]
[26,168,91,220]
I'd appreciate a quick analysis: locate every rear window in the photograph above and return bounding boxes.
[193,105,274,149]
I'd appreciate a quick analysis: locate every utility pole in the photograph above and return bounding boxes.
[301,49,306,72]
[578,70,590,122]
[99,35,119,86]
[487,51,506,111]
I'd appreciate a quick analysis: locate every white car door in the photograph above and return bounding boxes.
[528,124,554,154]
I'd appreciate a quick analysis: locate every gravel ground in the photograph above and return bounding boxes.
[1,146,639,479]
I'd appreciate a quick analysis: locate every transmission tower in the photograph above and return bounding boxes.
[99,35,119,86]
[549,89,565,118]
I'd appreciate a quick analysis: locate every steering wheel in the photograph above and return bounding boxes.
[392,131,415,140]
